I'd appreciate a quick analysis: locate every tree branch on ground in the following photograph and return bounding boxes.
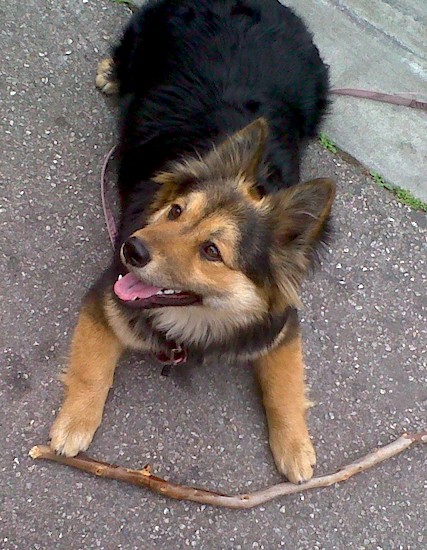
[30,431,426,509]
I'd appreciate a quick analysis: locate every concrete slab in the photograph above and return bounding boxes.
[1,1,426,549]
[283,0,427,201]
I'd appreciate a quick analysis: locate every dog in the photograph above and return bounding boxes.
[50,0,335,484]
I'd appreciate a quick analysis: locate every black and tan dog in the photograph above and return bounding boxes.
[50,0,335,484]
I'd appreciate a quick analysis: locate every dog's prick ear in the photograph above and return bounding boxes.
[153,118,268,186]
[213,117,268,180]
[270,178,336,246]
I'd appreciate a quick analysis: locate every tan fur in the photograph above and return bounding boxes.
[237,175,265,202]
[255,334,316,483]
[131,192,244,288]
[261,178,336,312]
[151,123,335,316]
[104,294,152,351]
[49,114,334,480]
[149,274,266,348]
[149,192,210,227]
[269,178,336,244]
[124,188,270,348]
[95,58,118,95]
[153,118,269,188]
[50,302,123,456]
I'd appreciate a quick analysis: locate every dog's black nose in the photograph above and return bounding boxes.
[122,237,151,268]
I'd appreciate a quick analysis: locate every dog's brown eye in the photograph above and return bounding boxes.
[168,204,182,220]
[201,242,222,262]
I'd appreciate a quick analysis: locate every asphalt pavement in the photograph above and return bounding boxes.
[1,1,426,549]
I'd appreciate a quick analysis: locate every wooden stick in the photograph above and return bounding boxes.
[30,431,426,509]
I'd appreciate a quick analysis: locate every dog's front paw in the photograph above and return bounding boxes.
[50,410,100,457]
[269,430,316,484]
[95,58,118,95]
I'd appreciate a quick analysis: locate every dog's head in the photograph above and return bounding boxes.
[114,118,335,346]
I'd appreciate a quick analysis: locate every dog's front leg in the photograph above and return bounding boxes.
[50,299,123,457]
[256,334,316,483]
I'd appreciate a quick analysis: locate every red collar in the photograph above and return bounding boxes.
[155,343,188,376]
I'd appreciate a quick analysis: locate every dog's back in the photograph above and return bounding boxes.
[115,0,329,198]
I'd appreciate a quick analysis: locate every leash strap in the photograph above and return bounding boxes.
[101,145,189,373]
[331,88,427,111]
[101,145,119,246]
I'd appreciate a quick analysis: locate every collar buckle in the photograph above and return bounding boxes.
[156,343,188,376]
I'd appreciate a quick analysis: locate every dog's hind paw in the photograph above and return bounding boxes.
[95,58,118,95]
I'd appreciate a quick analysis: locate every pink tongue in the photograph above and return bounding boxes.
[114,272,162,301]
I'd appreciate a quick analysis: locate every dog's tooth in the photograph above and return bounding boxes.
[132,296,138,301]
[118,274,123,280]
[163,289,174,295]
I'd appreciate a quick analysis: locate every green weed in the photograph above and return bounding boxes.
[370,170,427,212]
[319,132,338,154]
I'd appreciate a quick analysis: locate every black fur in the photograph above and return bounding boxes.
[92,0,330,361]
[113,0,329,210]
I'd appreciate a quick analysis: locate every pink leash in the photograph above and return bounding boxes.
[331,89,427,111]
[101,144,119,246]
[101,89,427,246]
[101,144,189,374]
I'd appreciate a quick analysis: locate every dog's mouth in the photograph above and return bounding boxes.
[113,272,201,309]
